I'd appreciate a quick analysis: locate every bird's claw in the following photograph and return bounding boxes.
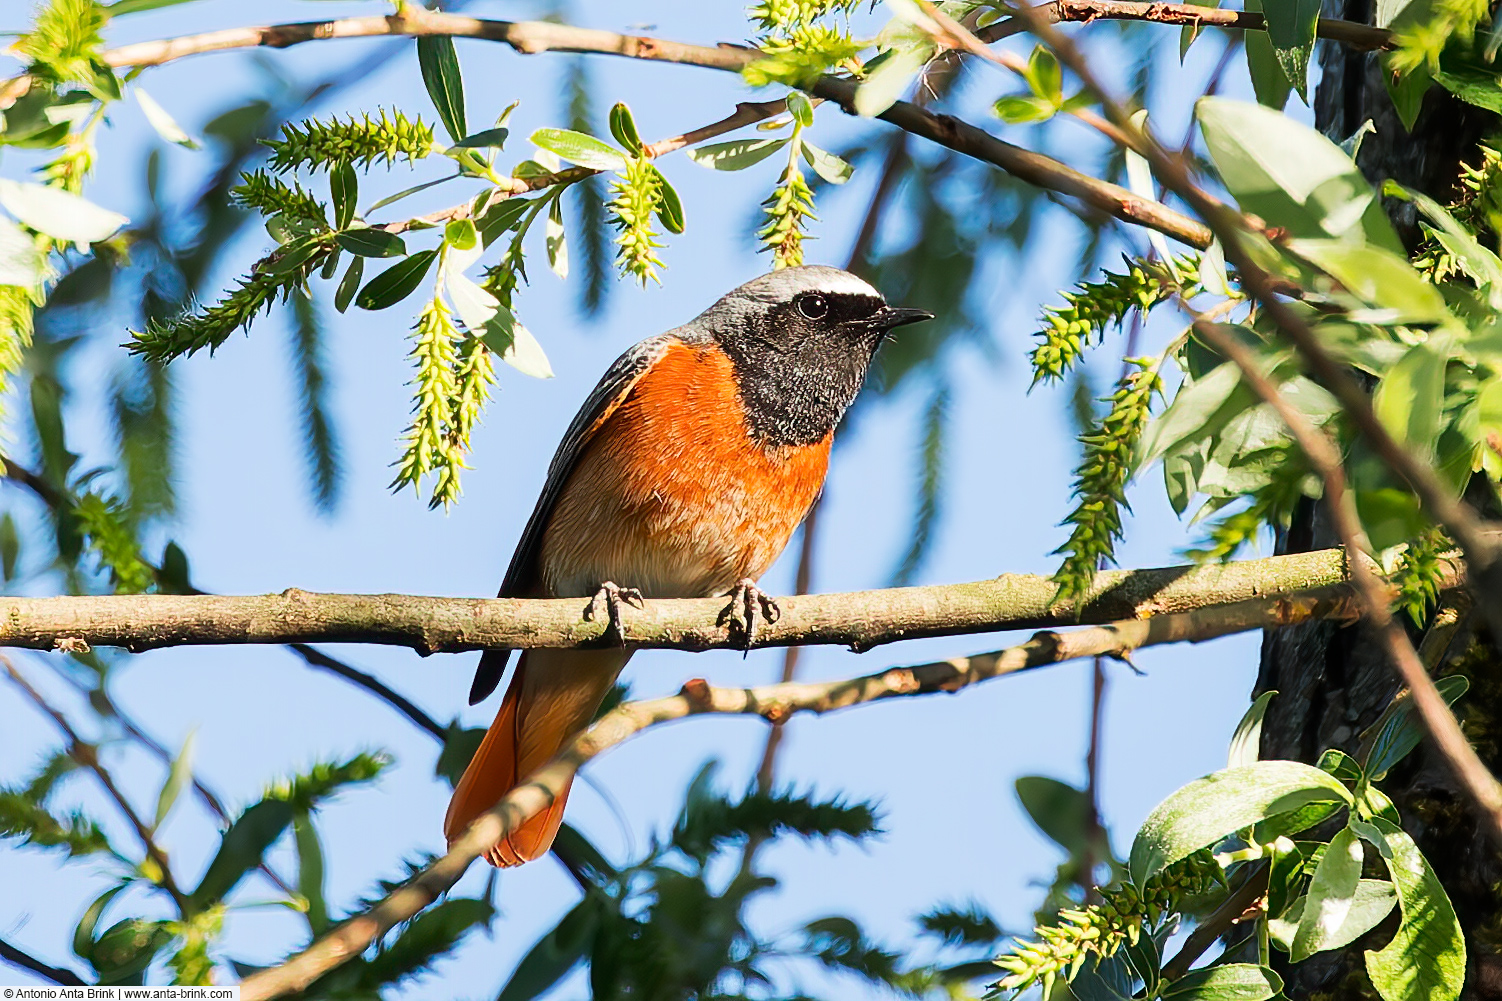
[584,581,644,644]
[719,578,781,653]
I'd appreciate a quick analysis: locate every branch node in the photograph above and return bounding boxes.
[679,677,712,707]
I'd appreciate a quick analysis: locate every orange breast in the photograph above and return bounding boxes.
[538,342,831,599]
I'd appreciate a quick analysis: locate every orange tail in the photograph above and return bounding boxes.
[444,648,630,867]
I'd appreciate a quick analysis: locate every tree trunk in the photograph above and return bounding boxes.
[1255,18,1502,996]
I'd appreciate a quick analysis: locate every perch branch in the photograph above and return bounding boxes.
[240,587,1360,1001]
[0,547,1463,656]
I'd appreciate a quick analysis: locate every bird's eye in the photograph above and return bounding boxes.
[797,293,829,320]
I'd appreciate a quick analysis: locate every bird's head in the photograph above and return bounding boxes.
[687,266,933,446]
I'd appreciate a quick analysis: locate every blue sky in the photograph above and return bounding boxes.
[0,2,1280,995]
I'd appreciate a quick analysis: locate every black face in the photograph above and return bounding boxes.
[713,287,931,447]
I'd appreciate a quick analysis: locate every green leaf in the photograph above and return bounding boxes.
[1138,359,1246,468]
[1360,816,1465,1001]
[685,137,790,171]
[1362,675,1469,780]
[476,196,532,248]
[189,798,295,908]
[1372,342,1448,462]
[334,255,363,314]
[444,217,477,252]
[152,730,195,831]
[1161,963,1283,1000]
[994,94,1058,124]
[1244,0,1294,109]
[1385,57,1431,131]
[416,36,467,143]
[435,724,485,788]
[529,128,626,170]
[608,102,643,155]
[0,179,128,245]
[1266,836,1306,918]
[1288,239,1452,325]
[651,165,685,234]
[1229,691,1277,768]
[1292,826,1363,960]
[0,512,18,581]
[1271,879,1398,953]
[0,217,47,287]
[364,173,460,214]
[134,88,201,150]
[545,196,568,279]
[497,897,598,1001]
[1015,775,1093,855]
[74,885,126,962]
[1130,760,1352,886]
[479,308,554,379]
[788,90,816,128]
[331,162,357,230]
[335,228,406,258]
[362,897,494,987]
[854,42,930,117]
[800,141,854,184]
[1196,97,1401,252]
[90,919,171,984]
[1025,45,1063,102]
[355,249,438,310]
[108,0,203,13]
[1386,180,1502,291]
[1262,0,1320,100]
[292,809,328,934]
[450,127,510,150]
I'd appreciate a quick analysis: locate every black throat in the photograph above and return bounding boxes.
[713,292,887,448]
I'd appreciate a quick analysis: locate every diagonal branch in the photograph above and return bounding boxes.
[239,587,1361,1001]
[0,10,1210,248]
[0,546,1460,655]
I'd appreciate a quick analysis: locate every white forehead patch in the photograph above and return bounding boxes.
[729,265,881,304]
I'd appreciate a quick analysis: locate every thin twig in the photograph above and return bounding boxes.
[1160,865,1270,980]
[979,0,1394,50]
[0,937,87,986]
[239,588,1361,1001]
[3,659,188,908]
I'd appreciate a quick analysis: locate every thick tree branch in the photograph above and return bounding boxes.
[0,937,87,986]
[0,547,1453,656]
[980,0,1394,51]
[240,588,1358,1001]
[0,10,1210,249]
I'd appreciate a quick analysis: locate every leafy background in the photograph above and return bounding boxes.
[0,0,1275,993]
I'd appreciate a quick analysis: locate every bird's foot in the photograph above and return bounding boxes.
[719,578,781,653]
[584,581,645,644]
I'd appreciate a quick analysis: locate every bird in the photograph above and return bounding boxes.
[443,265,932,867]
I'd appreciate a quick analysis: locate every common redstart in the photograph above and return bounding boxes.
[444,265,932,866]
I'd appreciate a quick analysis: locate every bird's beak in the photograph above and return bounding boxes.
[871,306,935,330]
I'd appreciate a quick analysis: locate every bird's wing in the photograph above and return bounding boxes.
[468,333,676,704]
[499,332,678,597]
